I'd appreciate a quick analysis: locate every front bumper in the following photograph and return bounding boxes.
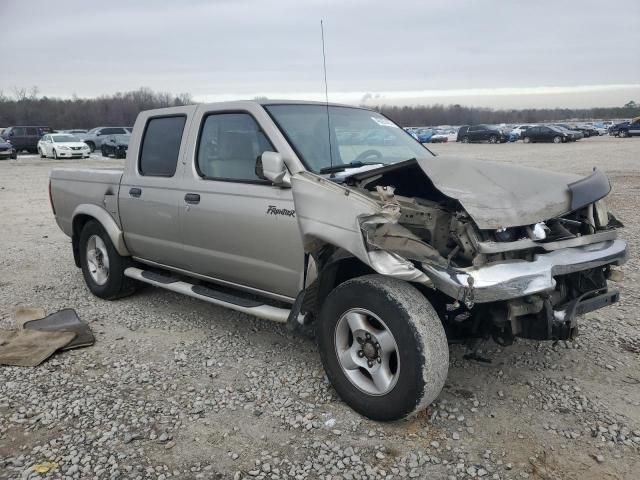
[55,149,90,158]
[421,239,627,304]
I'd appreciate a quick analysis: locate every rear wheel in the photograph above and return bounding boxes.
[317,275,449,421]
[523,136,531,143]
[461,136,470,144]
[79,220,137,300]
[553,136,562,144]
[488,135,498,144]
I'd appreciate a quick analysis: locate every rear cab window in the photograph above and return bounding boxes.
[139,116,187,177]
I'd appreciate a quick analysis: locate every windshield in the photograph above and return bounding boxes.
[52,134,80,142]
[265,104,431,173]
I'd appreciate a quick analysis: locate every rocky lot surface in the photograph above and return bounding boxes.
[0,135,639,480]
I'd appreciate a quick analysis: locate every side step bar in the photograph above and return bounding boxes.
[124,267,291,323]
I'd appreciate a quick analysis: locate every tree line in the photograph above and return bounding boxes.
[374,102,640,127]
[0,87,638,129]
[0,87,193,129]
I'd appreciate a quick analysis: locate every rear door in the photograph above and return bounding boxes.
[178,104,304,299]
[119,109,193,269]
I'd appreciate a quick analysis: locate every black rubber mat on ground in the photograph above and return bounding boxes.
[23,308,94,350]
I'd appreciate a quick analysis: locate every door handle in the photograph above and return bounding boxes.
[129,187,142,198]
[184,193,200,204]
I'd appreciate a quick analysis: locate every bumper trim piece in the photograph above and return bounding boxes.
[421,239,627,303]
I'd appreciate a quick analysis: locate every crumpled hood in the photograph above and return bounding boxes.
[416,155,589,229]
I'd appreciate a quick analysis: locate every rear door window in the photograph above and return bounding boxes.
[12,127,25,136]
[26,127,38,136]
[139,116,186,177]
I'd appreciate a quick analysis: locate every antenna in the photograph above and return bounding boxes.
[320,19,334,167]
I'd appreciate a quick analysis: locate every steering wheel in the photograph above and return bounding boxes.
[354,149,383,162]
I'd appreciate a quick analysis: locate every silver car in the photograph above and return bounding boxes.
[49,100,627,421]
[81,126,132,152]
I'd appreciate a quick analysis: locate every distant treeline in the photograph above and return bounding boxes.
[0,87,638,129]
[375,103,640,127]
[0,87,193,129]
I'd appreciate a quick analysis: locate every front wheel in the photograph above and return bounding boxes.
[317,275,449,421]
[39,148,46,158]
[523,136,531,143]
[488,135,497,144]
[85,141,96,152]
[79,220,137,299]
[101,146,109,157]
[461,136,470,144]
[553,135,562,144]
[619,130,628,138]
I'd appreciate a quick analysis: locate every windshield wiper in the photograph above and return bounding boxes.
[319,161,384,174]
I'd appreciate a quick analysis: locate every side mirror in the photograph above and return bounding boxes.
[256,151,290,186]
[9,131,14,136]
[96,132,102,136]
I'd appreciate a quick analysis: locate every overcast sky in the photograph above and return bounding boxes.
[1,0,639,108]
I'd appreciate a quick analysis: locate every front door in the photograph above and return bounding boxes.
[179,108,304,299]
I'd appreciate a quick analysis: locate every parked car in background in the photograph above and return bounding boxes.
[37,133,90,159]
[552,125,583,141]
[592,123,609,136]
[522,125,572,143]
[510,125,532,138]
[82,127,131,152]
[101,134,130,158]
[0,137,17,159]
[0,126,53,153]
[414,128,434,143]
[615,117,640,138]
[608,122,629,136]
[430,130,449,143]
[457,125,507,143]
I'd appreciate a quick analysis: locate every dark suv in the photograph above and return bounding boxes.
[1,126,53,153]
[456,125,507,143]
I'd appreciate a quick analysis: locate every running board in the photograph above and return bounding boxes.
[124,267,291,323]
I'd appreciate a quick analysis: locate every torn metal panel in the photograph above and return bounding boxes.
[291,171,433,285]
[421,239,627,303]
[350,157,610,230]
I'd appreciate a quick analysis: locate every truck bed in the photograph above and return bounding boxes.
[50,168,124,237]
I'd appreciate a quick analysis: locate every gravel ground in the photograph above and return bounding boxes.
[1,135,639,480]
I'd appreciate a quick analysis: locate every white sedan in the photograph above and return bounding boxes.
[38,133,90,159]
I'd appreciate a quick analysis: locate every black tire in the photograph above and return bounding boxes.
[553,136,562,144]
[461,136,470,144]
[53,149,58,159]
[11,152,17,159]
[317,275,449,421]
[39,148,46,158]
[488,135,497,144]
[79,220,137,300]
[619,130,628,138]
[101,146,109,157]
[523,136,531,143]
[86,141,96,152]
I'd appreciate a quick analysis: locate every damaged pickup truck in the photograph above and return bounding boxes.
[49,101,627,421]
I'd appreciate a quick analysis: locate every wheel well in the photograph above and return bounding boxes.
[311,253,376,317]
[71,214,95,267]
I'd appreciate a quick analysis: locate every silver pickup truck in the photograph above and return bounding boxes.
[50,100,627,421]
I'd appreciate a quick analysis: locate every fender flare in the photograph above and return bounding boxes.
[72,204,130,256]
